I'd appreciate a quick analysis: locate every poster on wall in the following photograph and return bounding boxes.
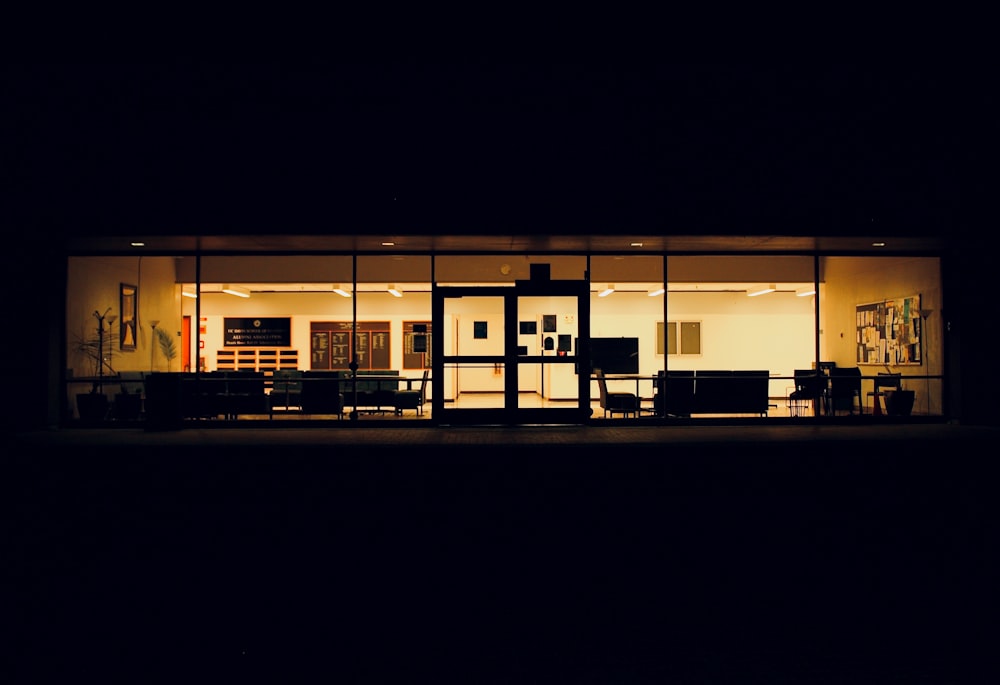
[856,294,921,365]
[120,283,137,350]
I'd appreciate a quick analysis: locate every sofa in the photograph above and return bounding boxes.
[656,370,771,417]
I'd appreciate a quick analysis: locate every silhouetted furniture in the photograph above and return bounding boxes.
[653,370,695,417]
[181,371,227,419]
[653,370,770,417]
[787,369,826,417]
[144,372,184,429]
[344,370,400,414]
[692,370,771,416]
[113,371,145,420]
[885,388,915,416]
[300,371,345,418]
[826,366,862,415]
[393,369,429,416]
[867,372,901,415]
[595,368,639,418]
[221,371,268,418]
[269,369,303,415]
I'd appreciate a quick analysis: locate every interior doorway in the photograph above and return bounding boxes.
[432,277,591,425]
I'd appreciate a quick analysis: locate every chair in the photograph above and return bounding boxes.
[223,371,268,418]
[595,368,639,418]
[269,369,303,416]
[653,370,695,417]
[787,369,826,417]
[113,371,145,420]
[394,369,429,416]
[826,366,862,415]
[300,371,345,418]
[867,372,901,415]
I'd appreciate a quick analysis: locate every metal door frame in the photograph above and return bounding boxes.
[431,278,592,425]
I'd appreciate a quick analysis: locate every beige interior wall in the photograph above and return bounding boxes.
[66,256,180,378]
[820,255,942,414]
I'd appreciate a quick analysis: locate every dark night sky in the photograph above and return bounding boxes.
[5,62,979,239]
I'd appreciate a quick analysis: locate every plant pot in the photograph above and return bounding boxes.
[76,392,110,423]
[885,389,915,416]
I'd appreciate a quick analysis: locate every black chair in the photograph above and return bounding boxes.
[787,369,826,417]
[393,369,429,416]
[223,371,268,418]
[269,369,303,416]
[300,371,345,418]
[595,369,639,418]
[826,366,862,415]
[867,372,901,415]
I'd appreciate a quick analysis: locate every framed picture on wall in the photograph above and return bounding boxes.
[120,283,137,351]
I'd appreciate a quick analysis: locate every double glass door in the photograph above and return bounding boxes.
[432,279,591,425]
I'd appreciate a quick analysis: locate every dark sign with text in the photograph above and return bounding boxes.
[224,317,291,347]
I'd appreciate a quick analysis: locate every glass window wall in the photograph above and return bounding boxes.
[63,248,943,425]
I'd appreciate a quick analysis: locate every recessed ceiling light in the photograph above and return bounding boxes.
[130,241,145,247]
[872,241,886,247]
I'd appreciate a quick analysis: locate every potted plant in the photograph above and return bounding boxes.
[145,325,183,430]
[153,325,178,371]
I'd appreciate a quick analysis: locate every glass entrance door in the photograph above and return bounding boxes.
[432,279,591,425]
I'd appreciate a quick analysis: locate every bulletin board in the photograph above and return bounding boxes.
[310,321,390,370]
[856,294,921,365]
[403,321,432,369]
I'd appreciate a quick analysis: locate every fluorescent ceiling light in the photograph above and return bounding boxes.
[795,286,816,297]
[222,284,250,298]
[598,284,615,297]
[648,287,665,297]
[747,283,776,297]
[387,284,403,297]
[333,284,352,298]
[181,287,198,299]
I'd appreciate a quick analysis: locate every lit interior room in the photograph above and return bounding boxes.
[63,241,943,426]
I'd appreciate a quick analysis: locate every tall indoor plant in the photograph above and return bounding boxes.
[154,325,178,371]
